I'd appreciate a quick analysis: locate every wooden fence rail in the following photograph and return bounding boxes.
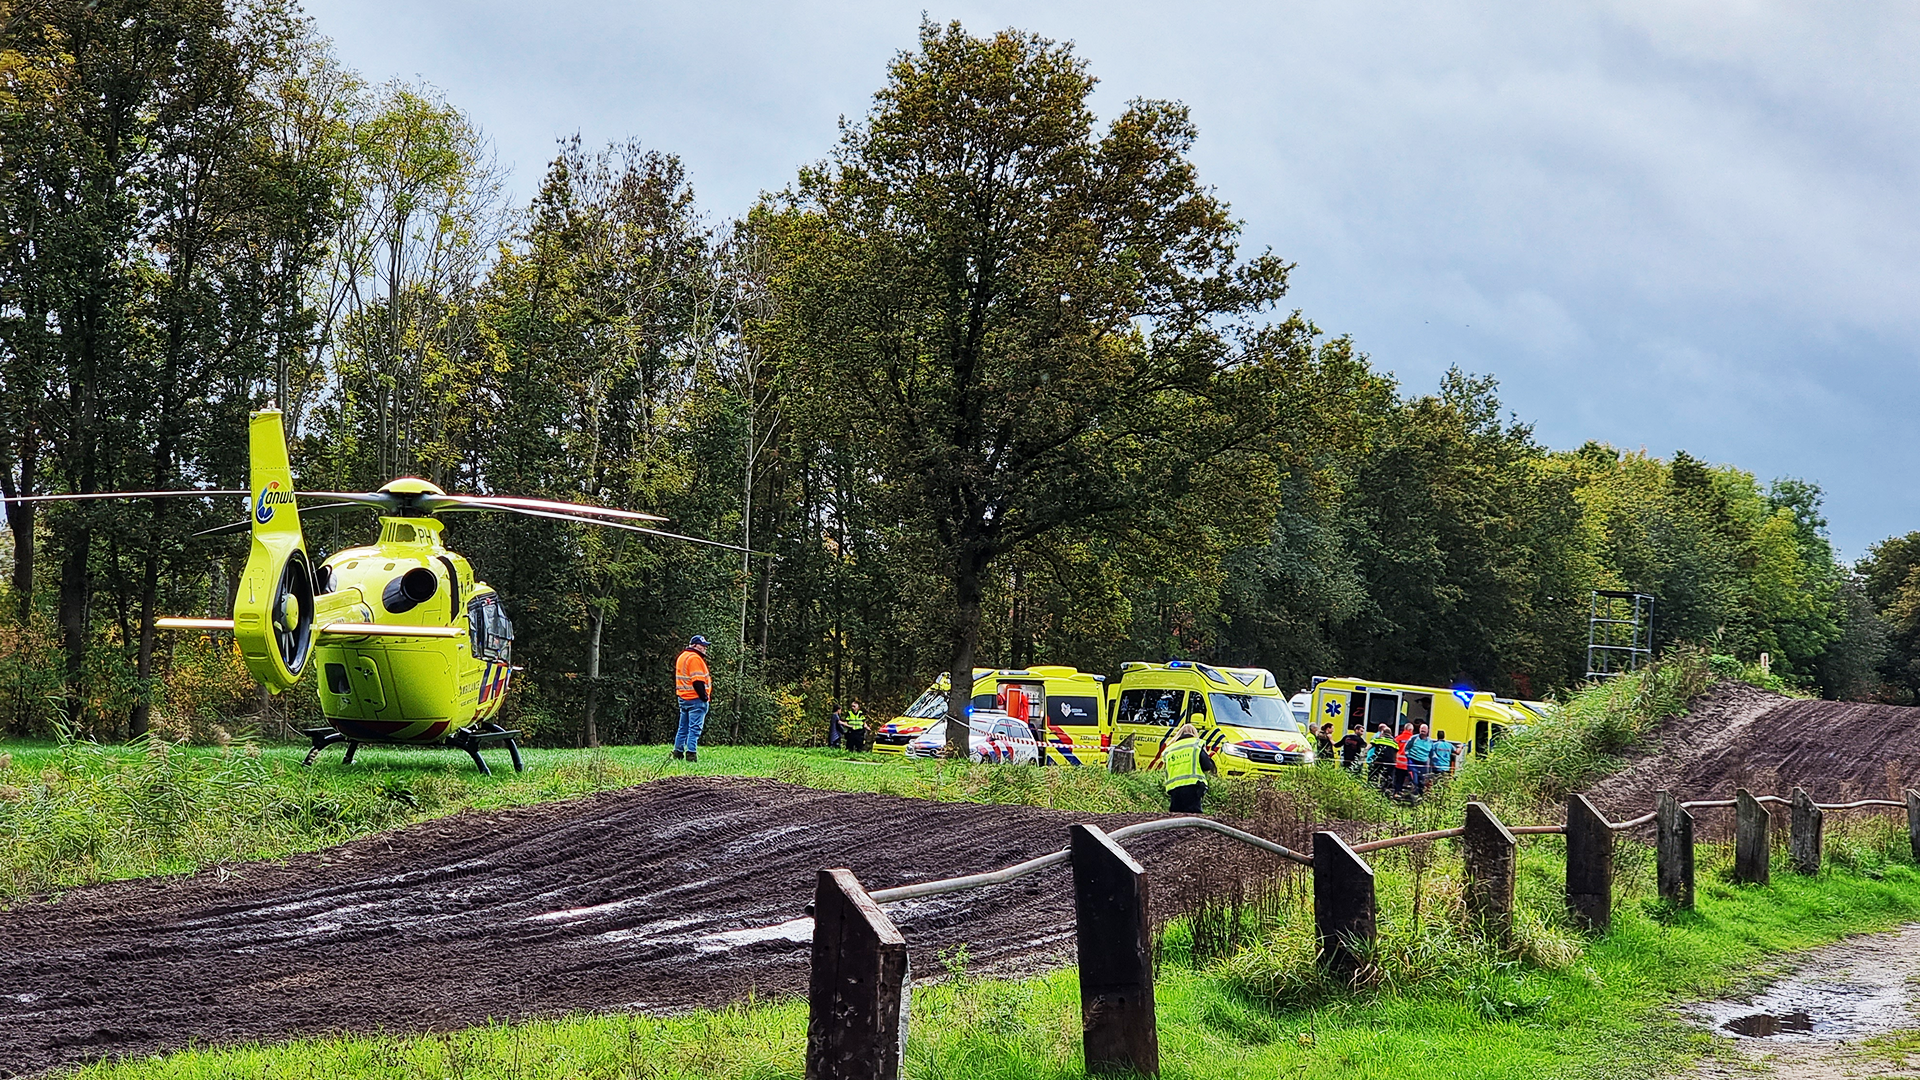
[804,785,1920,1079]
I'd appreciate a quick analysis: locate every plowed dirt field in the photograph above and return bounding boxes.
[1586,682,1920,819]
[0,775,1292,1076]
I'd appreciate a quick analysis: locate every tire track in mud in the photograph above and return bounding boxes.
[0,775,1286,1076]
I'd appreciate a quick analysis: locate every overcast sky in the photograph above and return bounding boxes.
[302,0,1919,558]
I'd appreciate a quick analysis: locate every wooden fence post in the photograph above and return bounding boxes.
[1313,831,1376,977]
[1734,788,1770,886]
[1656,791,1694,909]
[1566,794,1613,932]
[1070,824,1158,1077]
[1908,790,1919,863]
[1790,787,1823,876]
[1462,802,1516,939]
[806,869,909,1080]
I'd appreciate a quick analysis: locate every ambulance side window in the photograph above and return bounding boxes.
[972,692,996,711]
[1117,688,1183,727]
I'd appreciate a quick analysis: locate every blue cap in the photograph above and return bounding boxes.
[689,634,709,646]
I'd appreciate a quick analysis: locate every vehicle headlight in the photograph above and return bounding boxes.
[1301,749,1315,763]
[1221,743,1250,758]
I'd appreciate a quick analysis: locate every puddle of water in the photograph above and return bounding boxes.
[1723,1011,1815,1037]
[590,917,703,944]
[527,896,651,922]
[1703,978,1912,1041]
[692,917,814,954]
[1697,928,1920,1042]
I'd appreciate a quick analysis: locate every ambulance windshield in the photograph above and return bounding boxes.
[1209,693,1299,732]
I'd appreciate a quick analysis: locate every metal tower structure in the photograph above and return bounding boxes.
[1586,590,1653,679]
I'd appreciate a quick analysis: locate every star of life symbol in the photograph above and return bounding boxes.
[1324,700,1341,717]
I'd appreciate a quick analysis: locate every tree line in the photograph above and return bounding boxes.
[0,9,1907,745]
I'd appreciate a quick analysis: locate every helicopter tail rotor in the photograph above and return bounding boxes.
[233,410,314,693]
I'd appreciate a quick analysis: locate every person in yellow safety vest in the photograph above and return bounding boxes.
[842,701,868,753]
[1162,722,1217,814]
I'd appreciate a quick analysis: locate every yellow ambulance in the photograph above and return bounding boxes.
[873,665,1110,765]
[1307,676,1526,759]
[1107,661,1314,777]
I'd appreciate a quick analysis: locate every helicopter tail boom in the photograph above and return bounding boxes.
[157,617,461,640]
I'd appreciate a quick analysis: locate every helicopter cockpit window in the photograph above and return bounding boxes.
[468,595,514,662]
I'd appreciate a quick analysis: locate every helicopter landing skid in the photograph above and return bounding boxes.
[447,723,525,776]
[298,724,524,775]
[300,728,346,766]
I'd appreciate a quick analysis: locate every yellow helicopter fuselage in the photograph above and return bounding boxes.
[309,512,513,745]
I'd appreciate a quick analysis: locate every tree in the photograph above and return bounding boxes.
[766,21,1295,753]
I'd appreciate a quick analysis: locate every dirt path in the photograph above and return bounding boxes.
[0,775,1294,1077]
[1588,682,1920,819]
[1684,924,1920,1079]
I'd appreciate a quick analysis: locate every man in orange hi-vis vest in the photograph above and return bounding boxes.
[673,635,712,762]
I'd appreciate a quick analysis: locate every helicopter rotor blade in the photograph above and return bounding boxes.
[475,502,771,556]
[422,494,669,523]
[2,489,248,506]
[191,502,367,538]
[295,491,407,510]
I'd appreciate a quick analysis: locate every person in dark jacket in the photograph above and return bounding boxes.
[1315,723,1336,762]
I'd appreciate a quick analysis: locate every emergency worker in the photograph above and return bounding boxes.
[1393,723,1414,796]
[1315,723,1336,762]
[673,635,712,762]
[1162,722,1217,813]
[1406,723,1434,796]
[1429,729,1456,781]
[843,700,869,753]
[1339,726,1367,772]
[1367,723,1399,788]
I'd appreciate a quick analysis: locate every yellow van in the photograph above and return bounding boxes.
[985,665,1109,766]
[1108,661,1314,777]
[1308,676,1525,759]
[873,665,1110,765]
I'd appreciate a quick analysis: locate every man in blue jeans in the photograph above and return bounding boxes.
[673,635,712,762]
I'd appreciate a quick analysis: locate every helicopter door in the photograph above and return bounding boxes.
[468,594,514,662]
[348,655,387,711]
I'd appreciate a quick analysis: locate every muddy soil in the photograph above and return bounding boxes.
[1587,682,1920,819]
[0,775,1300,1076]
[1685,924,1920,1079]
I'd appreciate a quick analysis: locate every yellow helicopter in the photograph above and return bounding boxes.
[13,408,753,773]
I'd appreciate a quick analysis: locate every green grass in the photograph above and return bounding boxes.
[57,825,1920,1080]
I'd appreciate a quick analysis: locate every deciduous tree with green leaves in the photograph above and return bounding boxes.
[765,21,1299,753]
